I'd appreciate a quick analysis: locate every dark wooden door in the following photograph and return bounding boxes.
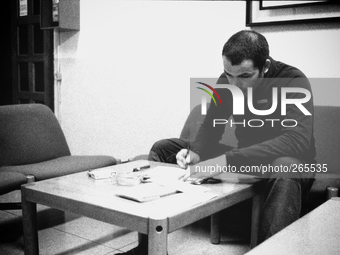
[0,0,54,110]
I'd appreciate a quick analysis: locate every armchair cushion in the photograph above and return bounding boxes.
[0,104,117,181]
[0,172,27,195]
[313,106,340,175]
[0,155,117,181]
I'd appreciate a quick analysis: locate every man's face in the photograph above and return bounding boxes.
[222,56,265,93]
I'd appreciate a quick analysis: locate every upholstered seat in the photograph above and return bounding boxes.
[0,155,116,181]
[0,104,117,210]
[0,172,27,196]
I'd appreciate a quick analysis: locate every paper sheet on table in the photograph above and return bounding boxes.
[143,166,210,193]
[144,166,218,210]
[150,191,218,214]
[116,166,213,203]
[116,183,178,202]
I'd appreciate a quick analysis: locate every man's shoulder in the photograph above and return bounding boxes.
[268,57,307,79]
[267,57,312,90]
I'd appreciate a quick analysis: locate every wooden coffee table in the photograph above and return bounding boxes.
[21,161,264,255]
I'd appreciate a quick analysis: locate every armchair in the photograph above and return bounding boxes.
[0,104,117,210]
[303,106,340,212]
[0,172,27,210]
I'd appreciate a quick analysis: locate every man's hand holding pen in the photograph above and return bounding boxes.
[176,148,202,184]
[176,148,227,185]
[176,148,200,169]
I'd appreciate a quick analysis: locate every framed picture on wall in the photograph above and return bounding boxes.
[246,1,340,26]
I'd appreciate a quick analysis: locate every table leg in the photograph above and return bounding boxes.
[22,187,39,255]
[148,217,168,255]
[250,192,263,249]
[210,212,220,244]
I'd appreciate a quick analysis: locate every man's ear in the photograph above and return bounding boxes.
[263,59,271,73]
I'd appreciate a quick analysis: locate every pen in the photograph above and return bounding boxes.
[185,144,190,169]
[132,165,150,172]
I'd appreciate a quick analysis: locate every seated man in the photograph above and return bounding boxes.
[120,30,316,255]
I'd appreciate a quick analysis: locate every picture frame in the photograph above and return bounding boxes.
[246,1,340,26]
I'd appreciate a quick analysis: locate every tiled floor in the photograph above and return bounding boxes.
[0,190,253,255]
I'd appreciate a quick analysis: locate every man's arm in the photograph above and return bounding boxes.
[226,77,315,167]
[190,87,233,159]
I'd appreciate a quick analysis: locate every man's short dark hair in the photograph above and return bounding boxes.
[222,30,269,71]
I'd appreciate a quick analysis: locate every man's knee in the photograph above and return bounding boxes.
[270,156,314,191]
[271,156,302,167]
[270,157,303,178]
[150,139,170,154]
[148,139,173,162]
[148,138,188,163]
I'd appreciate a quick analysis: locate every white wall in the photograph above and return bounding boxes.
[57,0,246,159]
[254,23,340,106]
[56,0,340,159]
